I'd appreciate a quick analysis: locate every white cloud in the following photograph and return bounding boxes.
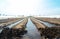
[0,0,45,16]
[0,0,60,16]
[41,8,60,16]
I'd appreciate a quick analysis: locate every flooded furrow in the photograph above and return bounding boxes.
[22,18,41,39]
[0,19,24,33]
[6,19,24,28]
[39,20,56,27]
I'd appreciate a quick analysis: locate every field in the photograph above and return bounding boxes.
[0,17,60,39]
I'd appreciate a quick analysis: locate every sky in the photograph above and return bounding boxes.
[0,0,60,16]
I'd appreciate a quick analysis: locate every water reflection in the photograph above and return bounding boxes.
[39,20,56,27]
[22,18,40,39]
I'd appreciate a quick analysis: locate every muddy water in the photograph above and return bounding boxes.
[22,18,41,39]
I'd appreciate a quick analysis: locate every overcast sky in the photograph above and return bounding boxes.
[0,0,60,16]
